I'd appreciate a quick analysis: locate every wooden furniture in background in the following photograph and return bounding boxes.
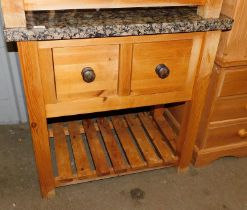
[1,0,224,197]
[166,0,247,167]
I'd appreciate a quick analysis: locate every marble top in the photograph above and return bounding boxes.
[4,7,233,42]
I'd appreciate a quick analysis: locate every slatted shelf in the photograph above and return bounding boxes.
[49,111,178,187]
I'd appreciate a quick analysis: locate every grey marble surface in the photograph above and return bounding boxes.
[4,7,233,42]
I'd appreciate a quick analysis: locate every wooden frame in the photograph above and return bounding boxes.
[216,0,247,67]
[17,42,55,198]
[16,30,221,196]
[1,0,223,28]
[178,31,221,170]
[38,33,203,118]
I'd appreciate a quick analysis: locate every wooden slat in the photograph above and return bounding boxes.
[111,116,147,170]
[138,113,176,163]
[97,118,128,173]
[125,114,163,167]
[67,121,93,178]
[82,119,110,176]
[49,121,117,137]
[153,109,177,150]
[52,123,73,180]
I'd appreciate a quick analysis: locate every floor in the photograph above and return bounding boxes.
[1,124,247,210]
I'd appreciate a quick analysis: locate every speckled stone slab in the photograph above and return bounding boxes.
[4,7,233,42]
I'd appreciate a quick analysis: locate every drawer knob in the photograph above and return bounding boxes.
[155,64,170,79]
[81,67,96,83]
[238,129,247,138]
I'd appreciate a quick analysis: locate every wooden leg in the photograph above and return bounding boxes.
[197,0,224,18]
[178,31,221,171]
[18,42,55,198]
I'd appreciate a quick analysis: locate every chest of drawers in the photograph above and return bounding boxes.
[1,0,230,197]
[166,0,247,167]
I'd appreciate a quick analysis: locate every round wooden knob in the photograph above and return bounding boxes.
[81,67,96,83]
[238,129,247,138]
[155,64,170,79]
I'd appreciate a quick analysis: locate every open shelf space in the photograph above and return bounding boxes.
[48,109,178,187]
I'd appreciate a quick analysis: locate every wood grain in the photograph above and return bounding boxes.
[38,48,57,104]
[24,0,205,11]
[216,0,247,66]
[138,113,176,163]
[53,45,119,101]
[1,0,26,28]
[219,67,247,97]
[67,121,93,178]
[178,31,221,170]
[125,114,163,167]
[211,95,247,122]
[111,116,147,170]
[52,123,73,180]
[83,119,110,176]
[46,91,191,118]
[118,43,133,96]
[131,40,194,95]
[193,142,247,167]
[17,42,55,198]
[197,0,223,18]
[153,109,177,150]
[97,117,128,173]
[205,120,247,148]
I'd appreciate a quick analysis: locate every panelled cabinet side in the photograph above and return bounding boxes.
[1,0,26,28]
[216,0,247,66]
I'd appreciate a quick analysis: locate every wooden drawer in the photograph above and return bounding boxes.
[205,120,247,148]
[211,96,247,122]
[220,67,247,97]
[53,45,119,101]
[42,34,203,117]
[131,39,197,95]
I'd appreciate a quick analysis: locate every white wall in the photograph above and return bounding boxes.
[0,8,27,124]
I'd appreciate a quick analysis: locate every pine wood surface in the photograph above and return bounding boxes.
[219,67,247,97]
[17,42,55,198]
[131,40,195,95]
[53,45,119,101]
[178,31,221,170]
[216,0,247,66]
[23,0,205,11]
[48,111,177,186]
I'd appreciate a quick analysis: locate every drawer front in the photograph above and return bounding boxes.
[131,39,196,95]
[205,120,247,148]
[220,67,247,97]
[53,45,119,101]
[211,96,247,122]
